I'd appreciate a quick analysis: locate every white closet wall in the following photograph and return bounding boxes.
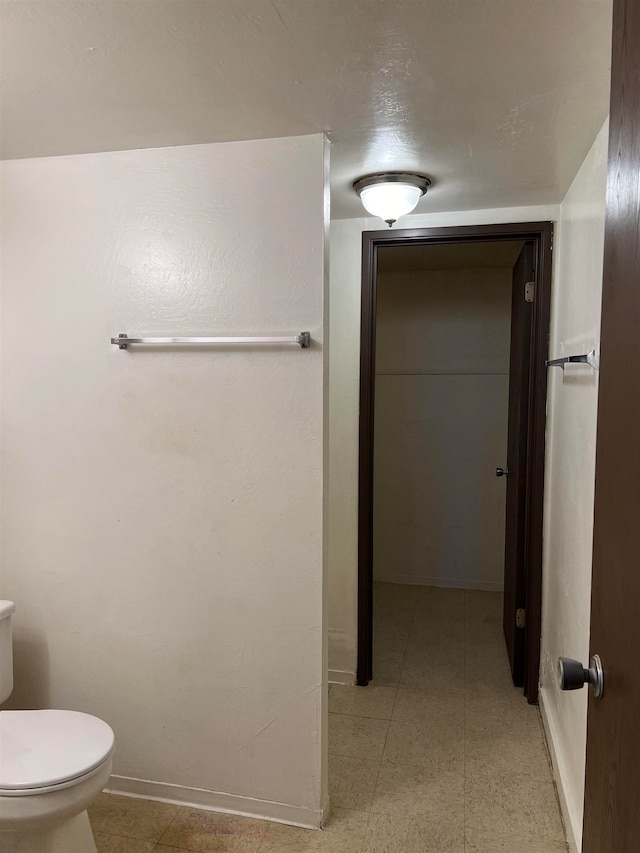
[373,267,511,590]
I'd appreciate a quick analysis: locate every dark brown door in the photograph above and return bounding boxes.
[582,1,640,849]
[502,243,534,686]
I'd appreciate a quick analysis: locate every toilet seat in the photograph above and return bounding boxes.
[0,710,114,796]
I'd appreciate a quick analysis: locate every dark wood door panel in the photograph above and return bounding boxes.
[582,0,640,848]
[502,242,534,685]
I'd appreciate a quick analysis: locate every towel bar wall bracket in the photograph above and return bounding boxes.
[111,332,311,350]
[546,348,599,370]
[546,354,589,369]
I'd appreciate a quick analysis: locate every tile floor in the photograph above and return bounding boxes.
[89,583,567,852]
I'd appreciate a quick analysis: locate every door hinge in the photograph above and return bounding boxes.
[516,608,526,628]
[524,281,535,303]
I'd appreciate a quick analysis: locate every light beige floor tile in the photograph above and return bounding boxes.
[374,607,413,638]
[464,590,502,618]
[464,640,511,667]
[465,671,524,698]
[374,620,410,650]
[373,608,414,629]
[94,833,157,853]
[465,770,565,842]
[259,807,368,851]
[464,724,551,777]
[411,616,465,644]
[329,684,397,720]
[350,585,565,851]
[399,646,465,691]
[464,829,568,852]
[374,582,419,611]
[414,587,465,619]
[372,645,405,687]
[88,794,179,842]
[328,754,380,810]
[155,848,195,853]
[361,812,463,853]
[465,689,543,748]
[391,687,464,726]
[463,600,498,630]
[416,585,466,604]
[371,761,464,820]
[464,678,525,710]
[406,625,466,656]
[465,688,542,729]
[464,636,506,656]
[464,647,514,691]
[464,605,503,641]
[465,682,542,720]
[464,620,505,647]
[404,631,464,656]
[159,808,266,852]
[373,596,412,687]
[382,721,464,772]
[412,624,465,648]
[374,626,411,651]
[412,609,465,636]
[329,713,389,760]
[464,662,513,690]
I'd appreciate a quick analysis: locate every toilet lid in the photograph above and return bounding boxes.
[0,709,114,791]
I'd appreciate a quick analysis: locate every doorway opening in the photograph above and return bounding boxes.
[357,223,553,703]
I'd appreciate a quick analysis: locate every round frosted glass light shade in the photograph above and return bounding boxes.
[359,182,423,223]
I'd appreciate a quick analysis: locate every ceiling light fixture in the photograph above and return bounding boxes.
[353,172,432,227]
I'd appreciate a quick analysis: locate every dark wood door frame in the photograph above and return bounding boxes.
[357,222,553,702]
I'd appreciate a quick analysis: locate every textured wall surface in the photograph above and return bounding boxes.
[0,134,328,821]
[373,268,511,590]
[328,204,559,677]
[540,120,608,852]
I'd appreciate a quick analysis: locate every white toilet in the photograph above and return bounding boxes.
[0,601,115,853]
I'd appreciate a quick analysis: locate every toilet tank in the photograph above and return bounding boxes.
[0,600,15,704]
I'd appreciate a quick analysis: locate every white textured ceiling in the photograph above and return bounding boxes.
[0,0,612,219]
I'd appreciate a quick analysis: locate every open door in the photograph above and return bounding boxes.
[357,224,551,690]
[581,1,640,849]
[502,242,534,686]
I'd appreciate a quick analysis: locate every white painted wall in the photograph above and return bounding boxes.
[373,268,511,590]
[539,120,609,853]
[0,135,329,825]
[328,204,559,678]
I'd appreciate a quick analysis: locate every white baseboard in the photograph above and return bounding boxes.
[320,796,331,828]
[328,669,356,685]
[374,574,504,592]
[105,774,325,830]
[539,691,579,853]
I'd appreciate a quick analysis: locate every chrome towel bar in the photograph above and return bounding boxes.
[111,332,311,350]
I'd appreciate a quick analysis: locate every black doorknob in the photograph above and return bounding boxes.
[496,467,509,477]
[558,655,604,698]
